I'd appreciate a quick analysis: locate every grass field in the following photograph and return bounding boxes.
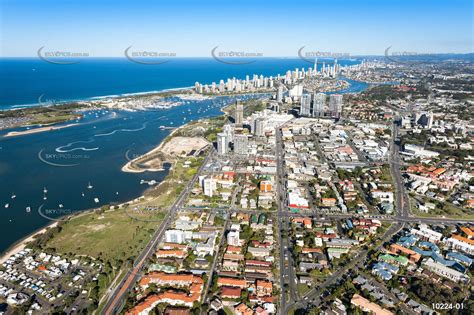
[144,156,203,209]
[410,196,474,220]
[297,283,311,296]
[46,208,163,265]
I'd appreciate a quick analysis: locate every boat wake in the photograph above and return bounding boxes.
[94,122,147,137]
[55,140,99,153]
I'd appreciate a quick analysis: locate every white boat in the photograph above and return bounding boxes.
[43,187,48,194]
[115,192,119,195]
[11,194,16,199]
[26,207,31,212]
[81,192,85,197]
[94,198,100,203]
[59,204,63,208]
[4,204,9,209]
[87,182,93,189]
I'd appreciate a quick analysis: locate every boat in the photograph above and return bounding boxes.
[43,187,48,194]
[94,198,100,203]
[87,182,93,189]
[115,192,119,195]
[25,207,31,212]
[59,204,63,208]
[4,203,9,209]
[81,192,85,197]
[11,194,16,199]
[43,196,47,200]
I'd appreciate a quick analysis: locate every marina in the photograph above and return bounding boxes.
[0,91,278,253]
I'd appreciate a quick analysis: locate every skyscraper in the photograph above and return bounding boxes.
[329,94,343,118]
[233,134,248,155]
[217,133,228,155]
[223,124,233,143]
[312,93,326,117]
[300,93,312,117]
[234,101,244,125]
[254,117,266,137]
[277,86,284,102]
[202,177,217,197]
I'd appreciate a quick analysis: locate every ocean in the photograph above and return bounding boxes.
[0,58,362,109]
[0,58,367,253]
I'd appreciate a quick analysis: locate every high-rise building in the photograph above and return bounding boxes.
[219,80,225,92]
[217,133,228,155]
[329,94,343,118]
[277,86,284,102]
[312,93,326,117]
[254,117,266,137]
[234,101,244,125]
[300,93,312,117]
[202,177,217,197]
[289,85,303,98]
[165,229,186,244]
[223,124,233,143]
[233,134,248,155]
[414,112,434,129]
[227,230,241,246]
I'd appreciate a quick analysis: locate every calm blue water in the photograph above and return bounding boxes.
[0,58,361,109]
[0,58,368,254]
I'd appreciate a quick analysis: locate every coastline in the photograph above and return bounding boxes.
[0,221,58,264]
[121,126,181,173]
[0,86,195,112]
[0,116,213,262]
[4,123,78,137]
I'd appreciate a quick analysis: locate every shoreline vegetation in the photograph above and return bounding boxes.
[0,100,236,310]
[0,94,239,262]
[0,88,195,131]
[4,123,78,137]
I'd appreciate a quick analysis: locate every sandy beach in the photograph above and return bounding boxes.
[121,126,182,173]
[4,123,78,137]
[0,222,58,264]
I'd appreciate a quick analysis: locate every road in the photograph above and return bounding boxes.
[200,211,230,307]
[390,120,410,219]
[101,150,214,315]
[281,118,420,313]
[358,271,416,315]
[275,124,300,314]
[200,180,240,307]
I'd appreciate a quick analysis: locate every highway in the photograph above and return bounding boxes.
[275,124,300,313]
[101,150,214,315]
[390,120,410,219]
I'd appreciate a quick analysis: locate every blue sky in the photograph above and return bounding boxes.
[1,0,472,57]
